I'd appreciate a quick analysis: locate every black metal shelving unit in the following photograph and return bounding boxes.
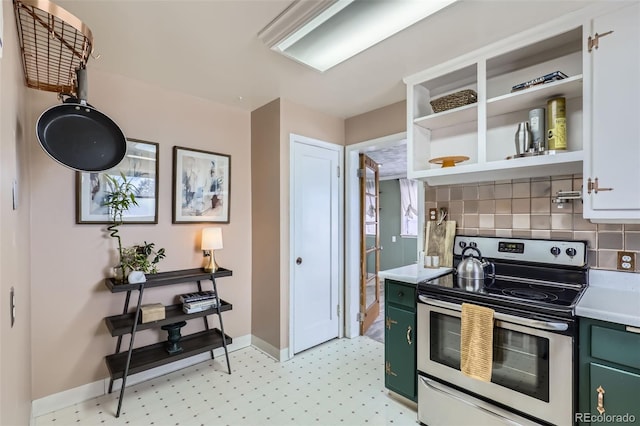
[104,268,233,417]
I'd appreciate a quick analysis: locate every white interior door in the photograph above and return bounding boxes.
[292,136,341,354]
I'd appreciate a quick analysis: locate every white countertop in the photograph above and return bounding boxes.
[378,264,452,284]
[576,269,640,326]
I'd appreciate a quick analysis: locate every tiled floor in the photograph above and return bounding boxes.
[364,285,385,344]
[34,336,416,426]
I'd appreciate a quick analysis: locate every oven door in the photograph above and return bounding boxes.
[417,296,574,426]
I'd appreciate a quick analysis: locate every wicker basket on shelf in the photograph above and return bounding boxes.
[430,89,477,113]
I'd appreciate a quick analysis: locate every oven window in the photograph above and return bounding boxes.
[429,312,550,402]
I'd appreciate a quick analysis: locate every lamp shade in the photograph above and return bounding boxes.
[201,227,223,250]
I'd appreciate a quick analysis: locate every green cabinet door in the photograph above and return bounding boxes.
[586,363,640,425]
[384,304,416,401]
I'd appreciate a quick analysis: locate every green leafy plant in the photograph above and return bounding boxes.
[103,173,139,280]
[121,242,166,274]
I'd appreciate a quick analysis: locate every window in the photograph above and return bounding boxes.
[399,178,418,237]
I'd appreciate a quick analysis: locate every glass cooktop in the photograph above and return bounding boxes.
[418,272,583,309]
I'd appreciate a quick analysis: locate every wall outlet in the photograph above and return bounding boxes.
[429,208,438,221]
[617,251,636,271]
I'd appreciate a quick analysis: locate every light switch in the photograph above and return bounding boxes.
[391,236,396,242]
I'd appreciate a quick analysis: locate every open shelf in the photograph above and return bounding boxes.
[105,301,233,337]
[487,75,583,117]
[105,328,232,380]
[105,268,233,292]
[410,150,583,186]
[414,103,478,130]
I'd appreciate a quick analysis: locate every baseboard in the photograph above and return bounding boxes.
[250,335,289,361]
[31,379,106,419]
[31,334,251,418]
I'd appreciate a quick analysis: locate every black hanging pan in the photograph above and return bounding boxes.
[36,67,126,172]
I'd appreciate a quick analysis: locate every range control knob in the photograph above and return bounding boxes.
[459,241,467,248]
[550,247,561,256]
[469,242,477,248]
[566,247,577,257]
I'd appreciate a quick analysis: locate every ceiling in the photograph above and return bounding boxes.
[49,0,595,177]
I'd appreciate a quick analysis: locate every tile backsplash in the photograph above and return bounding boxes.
[425,175,640,273]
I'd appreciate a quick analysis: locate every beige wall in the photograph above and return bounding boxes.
[27,68,252,399]
[279,99,344,350]
[426,176,640,273]
[249,98,344,353]
[344,100,406,145]
[250,99,281,348]
[0,8,33,425]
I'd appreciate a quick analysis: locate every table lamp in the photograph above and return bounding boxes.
[201,227,223,273]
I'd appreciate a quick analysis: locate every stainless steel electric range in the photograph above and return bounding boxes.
[416,235,589,426]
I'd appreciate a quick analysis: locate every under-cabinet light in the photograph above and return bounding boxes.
[259,0,457,72]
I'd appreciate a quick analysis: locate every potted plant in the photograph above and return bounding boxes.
[121,241,166,275]
[103,172,139,281]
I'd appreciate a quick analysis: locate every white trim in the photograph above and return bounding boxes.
[289,134,344,359]
[31,334,251,418]
[344,132,408,338]
[32,379,105,419]
[251,335,290,361]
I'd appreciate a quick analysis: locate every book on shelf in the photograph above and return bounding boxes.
[511,71,569,92]
[183,298,218,309]
[178,290,216,304]
[183,302,217,314]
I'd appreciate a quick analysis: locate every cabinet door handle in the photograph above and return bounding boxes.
[406,326,412,345]
[596,385,606,415]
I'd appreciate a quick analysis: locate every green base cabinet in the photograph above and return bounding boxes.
[578,318,640,425]
[384,279,417,402]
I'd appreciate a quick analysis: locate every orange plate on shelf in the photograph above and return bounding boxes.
[428,156,470,168]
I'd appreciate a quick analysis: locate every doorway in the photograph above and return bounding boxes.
[290,134,343,356]
[345,132,425,339]
[359,153,381,335]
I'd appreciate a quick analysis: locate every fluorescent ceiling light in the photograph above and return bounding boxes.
[259,0,457,72]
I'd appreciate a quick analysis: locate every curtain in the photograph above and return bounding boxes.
[399,178,418,236]
[365,178,376,235]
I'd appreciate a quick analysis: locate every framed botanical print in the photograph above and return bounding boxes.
[172,146,231,224]
[76,139,159,224]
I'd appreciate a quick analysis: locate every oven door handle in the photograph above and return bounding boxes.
[419,376,522,426]
[418,295,569,332]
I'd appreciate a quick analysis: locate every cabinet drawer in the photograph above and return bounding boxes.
[386,281,416,310]
[591,326,640,370]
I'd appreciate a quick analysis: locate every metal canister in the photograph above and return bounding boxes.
[546,97,566,150]
[528,107,545,152]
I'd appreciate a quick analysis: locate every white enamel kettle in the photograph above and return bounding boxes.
[456,246,495,290]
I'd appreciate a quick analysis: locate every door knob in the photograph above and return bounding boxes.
[296,257,302,265]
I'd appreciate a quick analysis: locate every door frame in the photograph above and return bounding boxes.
[345,132,425,338]
[289,133,344,360]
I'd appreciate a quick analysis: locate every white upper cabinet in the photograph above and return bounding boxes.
[583,2,640,222]
[405,13,590,186]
